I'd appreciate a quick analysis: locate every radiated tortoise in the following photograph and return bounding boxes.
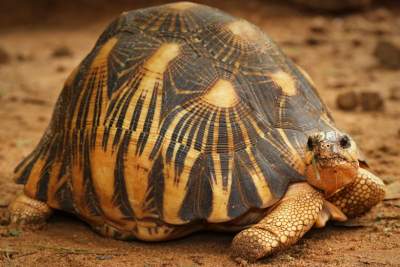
[8,2,385,262]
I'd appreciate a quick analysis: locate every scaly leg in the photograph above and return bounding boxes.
[92,223,135,240]
[8,194,52,228]
[92,220,199,241]
[231,183,324,262]
[329,168,385,218]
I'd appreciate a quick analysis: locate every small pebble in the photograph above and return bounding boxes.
[0,210,10,225]
[0,197,10,207]
[21,97,48,106]
[327,76,357,89]
[378,145,398,156]
[336,91,358,111]
[16,53,34,62]
[0,46,11,64]
[10,228,22,237]
[389,86,400,101]
[383,227,393,237]
[51,46,73,58]
[351,38,362,47]
[360,91,384,111]
[327,78,346,89]
[374,39,400,69]
[37,116,47,122]
[56,65,67,73]
[305,37,324,46]
[8,96,18,102]
[309,17,327,33]
[96,255,113,260]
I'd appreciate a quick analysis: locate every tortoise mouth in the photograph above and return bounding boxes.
[314,155,357,168]
[305,149,357,168]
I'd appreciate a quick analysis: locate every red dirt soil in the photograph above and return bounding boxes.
[0,1,399,266]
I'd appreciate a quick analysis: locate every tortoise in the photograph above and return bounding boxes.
[8,2,385,262]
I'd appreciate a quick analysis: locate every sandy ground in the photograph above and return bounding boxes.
[0,0,400,266]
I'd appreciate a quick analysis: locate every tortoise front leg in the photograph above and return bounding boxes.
[8,194,52,228]
[329,168,385,218]
[231,182,324,262]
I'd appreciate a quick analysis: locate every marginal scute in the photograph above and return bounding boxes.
[207,152,234,222]
[162,144,202,224]
[90,130,132,223]
[202,79,240,108]
[270,70,297,96]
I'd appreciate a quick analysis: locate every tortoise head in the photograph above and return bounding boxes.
[304,131,359,197]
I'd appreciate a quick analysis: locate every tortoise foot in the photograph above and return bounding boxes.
[92,223,136,240]
[8,194,52,229]
[231,183,324,262]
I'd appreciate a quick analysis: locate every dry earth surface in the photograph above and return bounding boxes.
[0,0,400,266]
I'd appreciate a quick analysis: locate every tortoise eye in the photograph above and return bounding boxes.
[339,135,351,149]
[307,137,314,150]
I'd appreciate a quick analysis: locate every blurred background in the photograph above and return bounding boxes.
[1,1,400,266]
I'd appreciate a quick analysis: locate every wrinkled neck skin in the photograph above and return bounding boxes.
[304,159,359,197]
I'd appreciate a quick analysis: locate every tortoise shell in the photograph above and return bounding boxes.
[14,2,335,229]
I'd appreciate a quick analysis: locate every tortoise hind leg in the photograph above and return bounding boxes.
[329,168,385,218]
[8,194,52,228]
[92,221,201,241]
[231,183,324,263]
[92,223,136,240]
